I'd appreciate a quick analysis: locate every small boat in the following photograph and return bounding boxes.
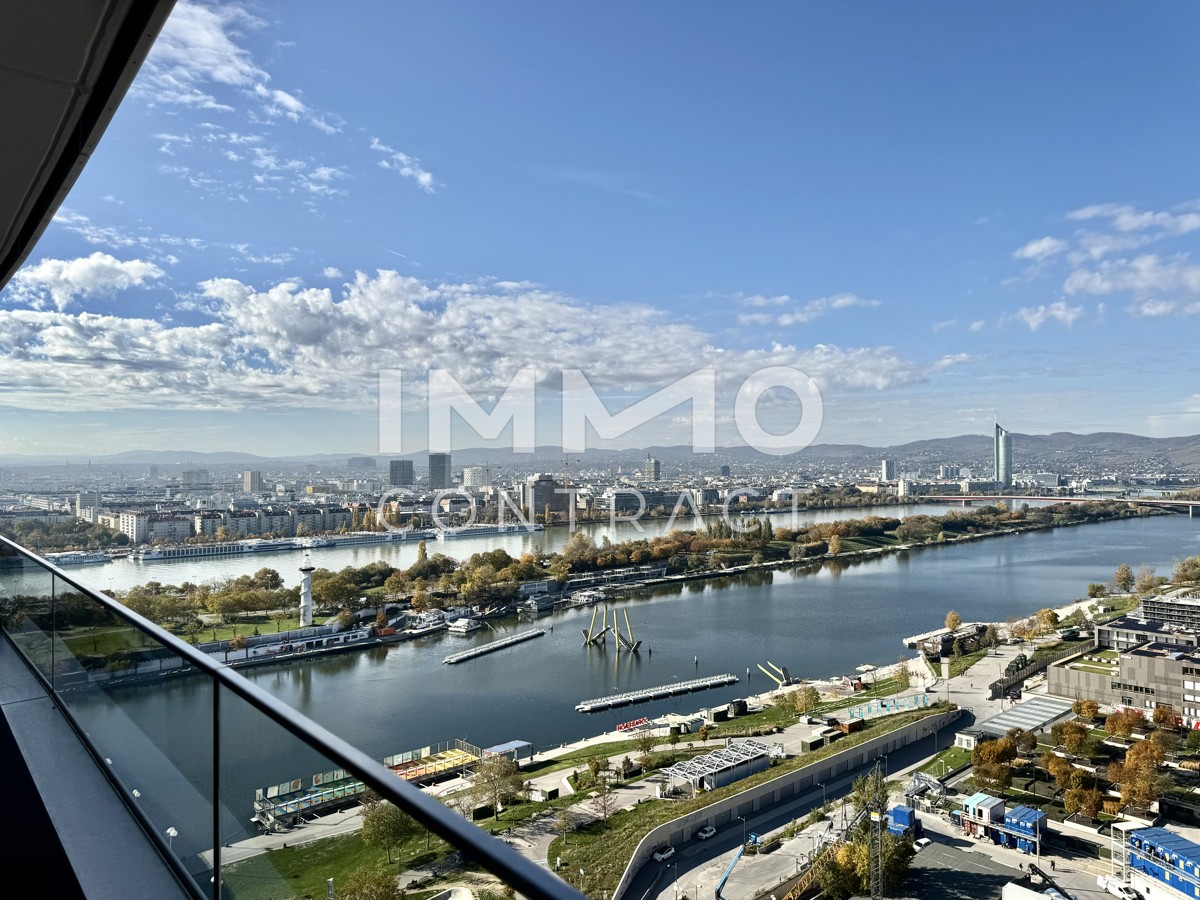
[447,618,482,634]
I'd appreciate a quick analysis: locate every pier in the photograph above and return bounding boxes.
[442,629,546,665]
[575,673,739,712]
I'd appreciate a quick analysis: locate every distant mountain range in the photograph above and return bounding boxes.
[3,431,1200,472]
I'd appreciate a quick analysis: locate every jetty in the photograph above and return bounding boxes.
[442,629,546,665]
[575,673,739,712]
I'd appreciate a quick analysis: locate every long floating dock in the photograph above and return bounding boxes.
[442,629,546,665]
[575,673,739,713]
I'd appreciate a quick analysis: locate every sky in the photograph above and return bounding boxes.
[3,1,1200,457]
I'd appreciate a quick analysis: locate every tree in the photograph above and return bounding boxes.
[229,633,247,651]
[982,624,999,648]
[1114,563,1135,593]
[1087,583,1108,598]
[1015,729,1038,755]
[817,829,914,900]
[895,657,911,692]
[793,685,822,716]
[828,534,841,556]
[633,729,657,766]
[945,610,962,632]
[553,805,575,845]
[585,754,604,786]
[1040,751,1073,791]
[1064,786,1104,819]
[1175,555,1200,585]
[359,800,418,864]
[314,572,358,610]
[1152,704,1182,730]
[337,867,404,900]
[1051,721,1089,755]
[1106,709,1139,739]
[1072,698,1100,720]
[337,608,356,631]
[251,567,283,590]
[972,736,1016,794]
[1152,729,1181,753]
[1135,564,1159,594]
[1186,729,1200,753]
[588,773,618,828]
[1035,607,1060,634]
[471,754,524,820]
[1122,739,1165,809]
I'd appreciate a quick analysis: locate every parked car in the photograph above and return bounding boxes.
[913,837,932,852]
[696,825,717,841]
[1097,876,1141,899]
[652,845,675,862]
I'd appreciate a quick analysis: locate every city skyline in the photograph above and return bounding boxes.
[3,3,1200,457]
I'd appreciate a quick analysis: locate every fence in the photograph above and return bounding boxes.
[988,643,1092,700]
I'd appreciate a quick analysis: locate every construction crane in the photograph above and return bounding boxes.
[714,845,746,899]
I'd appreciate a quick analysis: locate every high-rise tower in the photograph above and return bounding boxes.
[428,452,451,490]
[994,424,1013,489]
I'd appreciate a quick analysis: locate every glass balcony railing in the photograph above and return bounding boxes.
[0,535,581,899]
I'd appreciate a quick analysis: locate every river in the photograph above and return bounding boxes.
[35,507,1200,865]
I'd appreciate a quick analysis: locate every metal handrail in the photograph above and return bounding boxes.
[0,535,581,899]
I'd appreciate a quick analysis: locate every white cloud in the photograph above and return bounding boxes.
[50,209,207,258]
[135,1,268,109]
[1064,254,1200,298]
[0,271,960,413]
[369,137,437,193]
[777,293,880,326]
[1072,231,1153,262]
[737,313,774,326]
[739,294,791,308]
[1067,202,1200,235]
[1010,301,1084,330]
[7,253,165,310]
[253,84,340,135]
[322,267,344,279]
[932,319,956,332]
[968,320,985,332]
[1126,298,1200,318]
[1013,236,1068,261]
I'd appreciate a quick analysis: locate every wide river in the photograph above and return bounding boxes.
[39,505,1200,858]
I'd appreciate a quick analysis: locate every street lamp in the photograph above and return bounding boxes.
[165,826,177,851]
[818,781,827,809]
[737,815,746,846]
[671,863,679,900]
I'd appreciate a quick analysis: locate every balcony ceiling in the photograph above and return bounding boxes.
[0,1,176,292]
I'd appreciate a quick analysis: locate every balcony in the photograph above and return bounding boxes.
[0,535,580,899]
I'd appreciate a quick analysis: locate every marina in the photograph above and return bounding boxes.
[442,629,546,665]
[575,673,740,712]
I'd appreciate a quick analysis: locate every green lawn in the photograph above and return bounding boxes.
[221,831,445,900]
[917,746,971,777]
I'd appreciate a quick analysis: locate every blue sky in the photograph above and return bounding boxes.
[3,1,1200,457]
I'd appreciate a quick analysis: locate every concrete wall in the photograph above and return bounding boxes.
[611,708,961,900]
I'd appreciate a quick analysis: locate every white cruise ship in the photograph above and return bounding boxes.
[45,550,111,566]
